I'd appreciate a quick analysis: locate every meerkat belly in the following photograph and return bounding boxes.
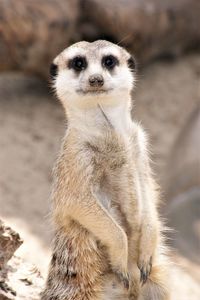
[91,133,141,234]
[95,184,123,226]
[95,168,137,233]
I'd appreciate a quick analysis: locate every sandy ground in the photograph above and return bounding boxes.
[0,54,200,281]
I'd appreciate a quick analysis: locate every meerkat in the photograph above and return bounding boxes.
[41,40,171,300]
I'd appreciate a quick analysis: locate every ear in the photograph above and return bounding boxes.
[127,56,136,72]
[50,62,58,79]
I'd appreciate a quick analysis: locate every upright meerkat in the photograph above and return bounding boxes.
[41,40,171,300]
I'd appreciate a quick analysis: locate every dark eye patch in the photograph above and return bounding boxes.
[102,55,119,70]
[68,56,87,72]
[50,63,58,79]
[127,56,136,72]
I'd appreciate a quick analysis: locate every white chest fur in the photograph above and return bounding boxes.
[68,101,134,145]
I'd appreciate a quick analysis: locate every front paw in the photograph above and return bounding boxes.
[137,256,152,285]
[110,230,129,289]
[113,268,130,290]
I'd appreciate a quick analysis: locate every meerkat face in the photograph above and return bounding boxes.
[50,40,136,110]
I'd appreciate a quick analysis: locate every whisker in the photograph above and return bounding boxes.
[97,103,113,129]
[117,34,132,46]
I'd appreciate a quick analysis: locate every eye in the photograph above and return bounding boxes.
[50,63,58,79]
[69,56,87,72]
[127,56,136,72]
[102,55,119,70]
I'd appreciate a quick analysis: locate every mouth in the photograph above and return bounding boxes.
[76,88,113,95]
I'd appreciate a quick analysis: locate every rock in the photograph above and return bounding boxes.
[0,0,80,77]
[0,292,14,300]
[0,282,16,300]
[0,0,200,77]
[0,221,22,270]
[0,256,43,300]
[81,0,200,63]
[0,221,43,299]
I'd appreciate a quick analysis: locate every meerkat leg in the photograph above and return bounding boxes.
[41,228,107,300]
[137,205,159,285]
[127,240,141,300]
[128,276,140,300]
[54,192,129,288]
[134,166,159,285]
[128,253,170,300]
[132,125,164,284]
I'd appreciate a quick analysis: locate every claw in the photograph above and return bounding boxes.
[138,256,152,285]
[140,267,147,285]
[115,270,130,290]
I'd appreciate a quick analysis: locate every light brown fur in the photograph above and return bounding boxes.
[41,40,171,300]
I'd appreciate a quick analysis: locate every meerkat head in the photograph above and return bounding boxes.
[50,40,136,111]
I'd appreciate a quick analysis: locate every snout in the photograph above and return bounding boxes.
[89,74,104,87]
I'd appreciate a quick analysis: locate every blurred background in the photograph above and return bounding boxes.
[0,0,199,294]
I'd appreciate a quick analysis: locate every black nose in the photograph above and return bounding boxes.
[89,74,104,87]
